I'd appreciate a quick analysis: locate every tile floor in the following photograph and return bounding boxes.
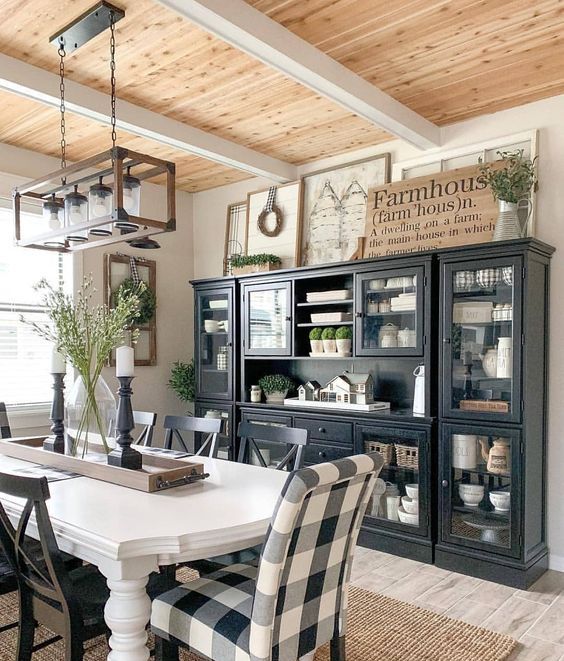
[352,546,564,660]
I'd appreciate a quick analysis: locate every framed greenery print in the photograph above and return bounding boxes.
[299,153,391,265]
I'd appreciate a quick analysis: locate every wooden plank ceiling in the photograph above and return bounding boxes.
[0,0,562,191]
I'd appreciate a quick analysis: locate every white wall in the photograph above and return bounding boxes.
[191,93,564,570]
[0,143,194,444]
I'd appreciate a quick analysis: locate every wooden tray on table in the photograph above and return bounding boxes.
[0,437,209,493]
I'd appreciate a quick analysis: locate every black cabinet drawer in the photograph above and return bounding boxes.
[295,418,353,445]
[240,411,292,427]
[304,443,351,466]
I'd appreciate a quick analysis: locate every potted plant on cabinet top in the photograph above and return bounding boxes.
[258,374,294,404]
[479,149,537,241]
[309,327,324,354]
[321,327,336,353]
[231,253,282,275]
[335,326,352,356]
[168,359,196,414]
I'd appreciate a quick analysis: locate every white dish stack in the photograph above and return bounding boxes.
[390,292,416,312]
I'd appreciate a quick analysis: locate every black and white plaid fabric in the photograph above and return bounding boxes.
[264,186,277,213]
[151,452,383,661]
[0,403,10,439]
[129,256,141,286]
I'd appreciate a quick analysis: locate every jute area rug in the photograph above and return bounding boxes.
[0,574,516,661]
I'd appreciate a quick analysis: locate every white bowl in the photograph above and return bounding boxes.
[369,279,386,291]
[405,483,419,500]
[397,506,418,526]
[401,496,418,514]
[458,483,484,507]
[204,320,219,332]
[489,490,510,512]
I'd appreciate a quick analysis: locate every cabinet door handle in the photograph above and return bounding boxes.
[318,427,326,434]
[355,311,363,318]
[442,480,449,487]
[318,451,327,459]
[226,342,232,347]
[443,338,451,344]
[285,316,291,322]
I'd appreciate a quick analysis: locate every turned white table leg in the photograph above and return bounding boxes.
[99,557,158,661]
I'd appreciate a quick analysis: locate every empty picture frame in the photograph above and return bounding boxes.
[245,181,302,269]
[300,153,391,266]
[223,201,247,275]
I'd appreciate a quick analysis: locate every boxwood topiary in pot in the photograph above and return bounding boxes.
[258,374,294,404]
[335,326,352,356]
[321,326,336,353]
[309,327,324,354]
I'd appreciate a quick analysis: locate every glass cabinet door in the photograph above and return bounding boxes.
[441,424,520,558]
[442,257,522,422]
[356,425,429,537]
[196,287,233,400]
[355,267,424,356]
[243,282,292,356]
[194,402,233,460]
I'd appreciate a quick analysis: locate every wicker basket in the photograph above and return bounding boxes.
[395,443,419,469]
[365,440,394,465]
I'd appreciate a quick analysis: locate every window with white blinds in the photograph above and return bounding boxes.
[0,205,71,409]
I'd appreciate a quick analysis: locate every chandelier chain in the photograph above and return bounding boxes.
[109,11,117,151]
[58,42,66,183]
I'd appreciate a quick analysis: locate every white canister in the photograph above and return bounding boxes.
[379,323,398,348]
[452,434,478,470]
[250,385,262,403]
[497,337,513,378]
[386,495,401,522]
[398,327,416,348]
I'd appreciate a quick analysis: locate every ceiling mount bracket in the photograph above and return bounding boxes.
[49,1,125,55]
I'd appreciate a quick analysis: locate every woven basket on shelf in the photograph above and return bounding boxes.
[365,440,394,465]
[395,443,419,469]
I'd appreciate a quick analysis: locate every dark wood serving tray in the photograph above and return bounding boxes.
[0,437,208,493]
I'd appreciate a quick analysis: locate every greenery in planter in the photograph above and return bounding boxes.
[113,278,156,325]
[258,374,294,395]
[336,326,352,340]
[230,253,281,268]
[321,327,336,340]
[479,149,537,203]
[168,359,196,413]
[309,327,323,341]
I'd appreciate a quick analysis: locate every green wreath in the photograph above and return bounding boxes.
[114,279,156,325]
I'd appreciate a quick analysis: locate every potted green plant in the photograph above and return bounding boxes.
[479,149,537,241]
[230,253,282,275]
[168,359,196,414]
[335,326,353,356]
[24,275,141,457]
[258,374,294,404]
[321,327,336,353]
[309,327,324,354]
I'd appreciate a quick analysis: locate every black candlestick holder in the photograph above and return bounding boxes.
[44,373,66,453]
[108,376,142,470]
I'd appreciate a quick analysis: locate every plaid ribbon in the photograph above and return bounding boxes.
[264,186,277,212]
[129,256,140,286]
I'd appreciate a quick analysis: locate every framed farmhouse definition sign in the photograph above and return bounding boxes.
[363,164,499,259]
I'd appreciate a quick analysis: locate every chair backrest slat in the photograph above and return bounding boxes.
[249,453,384,661]
[237,421,309,471]
[133,410,157,447]
[163,415,222,456]
[0,403,11,439]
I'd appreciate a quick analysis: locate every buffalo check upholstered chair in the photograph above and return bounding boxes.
[151,452,384,661]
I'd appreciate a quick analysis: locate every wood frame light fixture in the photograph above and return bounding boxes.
[13,2,176,253]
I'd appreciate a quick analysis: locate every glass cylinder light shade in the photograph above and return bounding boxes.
[116,168,140,231]
[42,195,65,248]
[64,185,88,242]
[88,177,113,236]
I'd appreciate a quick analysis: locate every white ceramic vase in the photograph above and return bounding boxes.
[322,339,336,353]
[310,340,324,354]
[336,339,351,355]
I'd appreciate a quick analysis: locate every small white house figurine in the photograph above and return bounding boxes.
[298,380,322,401]
[319,371,374,405]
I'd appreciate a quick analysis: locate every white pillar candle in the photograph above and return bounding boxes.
[116,346,135,377]
[50,348,66,374]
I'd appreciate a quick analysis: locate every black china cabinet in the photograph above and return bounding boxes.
[191,238,553,588]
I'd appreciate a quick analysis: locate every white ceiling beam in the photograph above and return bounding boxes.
[0,53,296,182]
[156,0,441,150]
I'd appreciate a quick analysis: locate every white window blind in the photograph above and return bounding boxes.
[0,204,71,409]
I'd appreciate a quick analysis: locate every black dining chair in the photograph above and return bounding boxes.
[163,415,222,457]
[0,402,11,439]
[133,410,157,447]
[237,421,309,470]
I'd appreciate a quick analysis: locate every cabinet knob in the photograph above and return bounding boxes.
[355,311,363,318]
[442,480,449,488]
[443,338,451,344]
[285,316,291,322]
[318,451,327,459]
[318,427,326,434]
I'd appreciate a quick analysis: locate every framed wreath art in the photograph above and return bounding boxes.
[104,253,157,366]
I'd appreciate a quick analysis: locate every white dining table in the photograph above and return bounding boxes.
[0,453,289,661]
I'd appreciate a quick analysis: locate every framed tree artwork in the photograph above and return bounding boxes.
[299,153,391,265]
[104,253,157,366]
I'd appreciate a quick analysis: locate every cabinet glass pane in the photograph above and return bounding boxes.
[199,292,230,397]
[248,288,288,351]
[448,431,514,549]
[361,273,418,351]
[196,404,232,460]
[361,430,421,528]
[449,265,514,415]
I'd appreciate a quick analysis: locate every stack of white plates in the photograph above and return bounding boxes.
[390,292,416,312]
[306,289,352,302]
